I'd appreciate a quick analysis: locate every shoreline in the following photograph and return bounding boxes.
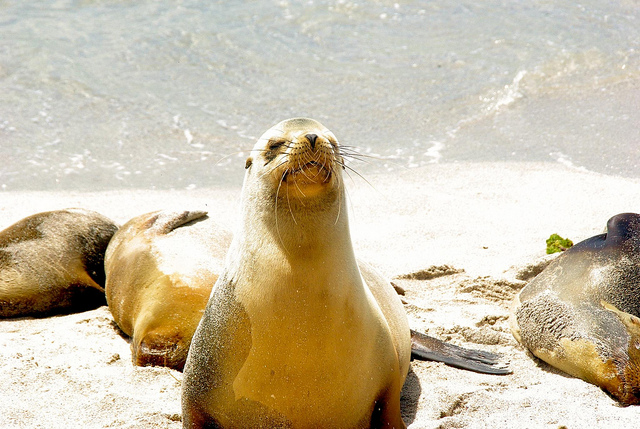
[2,161,640,428]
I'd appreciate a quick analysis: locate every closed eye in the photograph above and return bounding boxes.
[263,138,288,165]
[268,139,286,151]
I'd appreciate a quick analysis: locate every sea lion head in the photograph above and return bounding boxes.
[244,118,344,200]
[602,212,640,252]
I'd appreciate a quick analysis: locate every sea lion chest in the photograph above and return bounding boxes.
[216,246,399,427]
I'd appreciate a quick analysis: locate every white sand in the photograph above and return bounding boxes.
[2,162,640,428]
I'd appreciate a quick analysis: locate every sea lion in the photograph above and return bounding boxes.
[182,118,410,428]
[182,118,508,429]
[0,209,118,318]
[511,213,640,405]
[105,210,231,371]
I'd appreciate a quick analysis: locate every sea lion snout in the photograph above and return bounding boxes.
[306,133,318,149]
[252,118,342,198]
[284,133,336,171]
[279,131,338,193]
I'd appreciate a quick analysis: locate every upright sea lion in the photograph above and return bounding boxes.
[182,118,508,429]
[105,210,231,371]
[511,213,640,405]
[0,209,118,318]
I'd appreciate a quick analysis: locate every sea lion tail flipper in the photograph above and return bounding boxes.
[148,211,209,235]
[410,329,511,375]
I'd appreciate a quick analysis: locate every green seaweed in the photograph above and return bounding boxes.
[546,233,574,254]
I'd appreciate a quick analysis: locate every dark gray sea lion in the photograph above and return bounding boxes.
[511,212,640,405]
[182,118,508,429]
[0,209,118,318]
[105,210,231,371]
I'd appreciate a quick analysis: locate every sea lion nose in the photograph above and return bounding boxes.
[306,133,318,150]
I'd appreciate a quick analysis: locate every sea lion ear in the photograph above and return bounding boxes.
[245,157,253,169]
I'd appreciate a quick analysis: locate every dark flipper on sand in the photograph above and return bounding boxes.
[410,329,511,375]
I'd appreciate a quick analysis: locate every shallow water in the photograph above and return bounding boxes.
[1,0,638,191]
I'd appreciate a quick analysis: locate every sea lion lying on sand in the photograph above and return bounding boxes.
[105,210,231,370]
[0,209,117,318]
[511,213,640,405]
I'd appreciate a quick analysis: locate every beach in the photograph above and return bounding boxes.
[2,161,640,428]
[2,0,639,426]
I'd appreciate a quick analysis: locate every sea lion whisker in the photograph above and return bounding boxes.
[337,146,367,155]
[338,145,375,156]
[342,153,372,164]
[324,165,333,183]
[338,146,398,165]
[292,174,309,199]
[342,167,357,188]
[298,159,313,180]
[270,159,289,171]
[339,152,374,166]
[274,171,292,250]
[287,176,304,216]
[268,159,290,174]
[342,180,358,226]
[214,149,258,166]
[334,173,343,226]
[276,141,296,151]
[340,163,376,191]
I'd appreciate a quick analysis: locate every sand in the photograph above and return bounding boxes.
[2,161,640,428]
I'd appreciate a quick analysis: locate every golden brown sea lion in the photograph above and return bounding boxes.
[511,213,640,405]
[0,209,117,318]
[105,210,231,371]
[182,118,410,428]
[182,118,508,429]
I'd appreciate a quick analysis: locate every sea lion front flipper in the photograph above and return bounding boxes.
[410,329,511,375]
[594,300,640,404]
[370,382,406,429]
[147,210,208,235]
[601,300,640,337]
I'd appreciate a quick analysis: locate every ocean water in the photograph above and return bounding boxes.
[0,0,638,191]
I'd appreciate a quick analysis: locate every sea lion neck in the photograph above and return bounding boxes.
[224,167,358,287]
[240,179,353,259]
